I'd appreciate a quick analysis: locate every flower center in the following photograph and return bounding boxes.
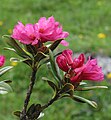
[68,70,75,78]
[30,34,36,40]
[39,28,44,33]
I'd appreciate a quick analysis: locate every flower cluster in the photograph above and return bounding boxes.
[11,16,69,46]
[3,16,107,120]
[56,49,104,83]
[11,16,104,85]
[0,55,5,67]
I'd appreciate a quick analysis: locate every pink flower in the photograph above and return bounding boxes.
[56,49,85,72]
[11,22,39,45]
[56,49,104,83]
[11,16,69,46]
[71,58,104,82]
[36,16,69,46]
[0,55,5,67]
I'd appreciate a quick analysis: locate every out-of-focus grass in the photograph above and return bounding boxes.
[0,0,111,55]
[0,0,111,120]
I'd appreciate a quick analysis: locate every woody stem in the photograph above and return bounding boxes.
[20,67,37,120]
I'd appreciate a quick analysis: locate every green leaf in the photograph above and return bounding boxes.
[32,111,41,120]
[72,95,97,108]
[4,47,16,52]
[48,39,63,51]
[68,89,74,96]
[13,111,21,117]
[41,39,62,55]
[79,82,87,86]
[10,57,33,67]
[30,104,41,119]
[4,80,12,84]
[0,66,13,77]
[37,112,44,119]
[49,49,61,81]
[42,77,58,92]
[54,52,62,57]
[35,104,41,111]
[25,45,37,55]
[59,83,74,94]
[26,104,41,120]
[77,86,108,91]
[27,104,41,119]
[10,57,20,62]
[38,57,50,68]
[34,51,48,62]
[0,81,12,94]
[27,104,36,116]
[3,35,31,58]
[60,94,70,98]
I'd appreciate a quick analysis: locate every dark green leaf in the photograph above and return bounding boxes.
[31,104,41,120]
[10,57,20,63]
[3,35,31,58]
[0,81,12,94]
[37,112,44,119]
[59,83,74,94]
[49,39,63,51]
[38,57,50,68]
[32,111,40,120]
[72,95,97,108]
[0,66,13,77]
[77,86,108,91]
[46,63,60,84]
[49,49,61,81]
[54,52,62,57]
[27,104,41,119]
[35,104,41,111]
[34,51,48,62]
[4,80,12,84]
[68,89,74,96]
[42,77,58,92]
[10,57,33,67]
[4,47,16,52]
[13,111,21,117]
[71,95,85,103]
[60,94,70,98]
[25,45,37,55]
[79,82,87,86]
[27,104,35,116]
[22,59,32,67]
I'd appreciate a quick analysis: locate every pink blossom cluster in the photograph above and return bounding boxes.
[0,55,5,67]
[11,16,104,83]
[56,49,104,83]
[11,16,69,46]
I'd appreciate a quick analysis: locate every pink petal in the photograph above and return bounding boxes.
[56,55,69,72]
[0,55,5,67]
[60,40,69,46]
[31,39,38,45]
[25,24,35,35]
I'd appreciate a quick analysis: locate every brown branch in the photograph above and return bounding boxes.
[20,68,37,120]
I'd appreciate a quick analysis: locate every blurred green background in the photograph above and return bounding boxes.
[0,0,111,120]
